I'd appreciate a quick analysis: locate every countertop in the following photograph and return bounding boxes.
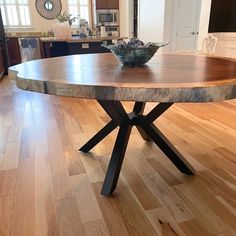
[6,32,47,38]
[39,36,127,43]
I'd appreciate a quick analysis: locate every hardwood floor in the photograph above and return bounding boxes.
[0,76,236,236]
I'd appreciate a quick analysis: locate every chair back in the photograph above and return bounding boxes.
[200,34,218,55]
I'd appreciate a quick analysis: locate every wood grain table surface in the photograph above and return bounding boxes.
[9,53,236,103]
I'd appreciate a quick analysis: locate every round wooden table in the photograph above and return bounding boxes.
[9,53,236,196]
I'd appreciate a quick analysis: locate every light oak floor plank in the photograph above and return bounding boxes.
[82,219,110,236]
[55,198,85,236]
[0,169,17,196]
[0,196,13,236]
[10,159,35,236]
[0,77,235,235]
[35,125,59,236]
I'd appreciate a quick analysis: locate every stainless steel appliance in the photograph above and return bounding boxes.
[105,26,119,36]
[96,9,119,26]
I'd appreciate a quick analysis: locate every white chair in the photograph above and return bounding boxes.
[200,34,218,55]
[177,34,218,56]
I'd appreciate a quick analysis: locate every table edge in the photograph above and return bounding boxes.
[8,66,236,103]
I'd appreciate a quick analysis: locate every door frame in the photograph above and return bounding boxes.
[170,0,202,52]
[129,0,134,38]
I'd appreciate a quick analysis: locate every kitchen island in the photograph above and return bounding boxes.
[39,36,127,58]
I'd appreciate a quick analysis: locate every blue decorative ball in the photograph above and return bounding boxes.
[127,38,144,48]
[116,40,127,48]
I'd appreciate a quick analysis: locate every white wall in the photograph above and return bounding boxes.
[119,0,131,38]
[197,0,212,50]
[136,0,166,55]
[30,0,68,33]
[163,0,175,52]
[138,0,165,43]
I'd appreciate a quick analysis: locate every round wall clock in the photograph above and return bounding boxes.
[35,0,62,20]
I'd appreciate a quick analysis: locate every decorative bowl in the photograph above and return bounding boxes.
[103,41,169,66]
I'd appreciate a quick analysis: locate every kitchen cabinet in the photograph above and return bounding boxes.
[0,8,10,76]
[68,41,111,55]
[0,46,4,78]
[7,37,21,66]
[39,37,126,58]
[96,0,119,9]
[40,40,111,58]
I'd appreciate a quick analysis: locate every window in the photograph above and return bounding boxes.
[68,0,90,26]
[0,0,31,27]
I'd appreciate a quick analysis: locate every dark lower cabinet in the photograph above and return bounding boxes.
[0,46,4,78]
[39,41,52,58]
[68,42,111,55]
[51,42,69,57]
[40,40,111,58]
[0,9,10,76]
[7,37,21,66]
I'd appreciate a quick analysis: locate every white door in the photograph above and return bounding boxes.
[174,0,201,51]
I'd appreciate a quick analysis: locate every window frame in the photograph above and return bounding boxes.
[67,0,92,27]
[0,0,32,28]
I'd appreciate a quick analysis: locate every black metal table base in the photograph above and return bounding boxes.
[79,101,195,197]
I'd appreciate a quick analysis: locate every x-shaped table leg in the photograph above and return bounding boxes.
[80,100,195,196]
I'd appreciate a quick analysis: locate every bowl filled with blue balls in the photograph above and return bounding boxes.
[103,38,169,66]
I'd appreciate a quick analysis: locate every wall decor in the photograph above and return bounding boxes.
[35,0,62,20]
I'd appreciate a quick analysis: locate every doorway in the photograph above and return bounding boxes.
[171,0,202,52]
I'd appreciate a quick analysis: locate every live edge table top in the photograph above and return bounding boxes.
[8,53,236,103]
